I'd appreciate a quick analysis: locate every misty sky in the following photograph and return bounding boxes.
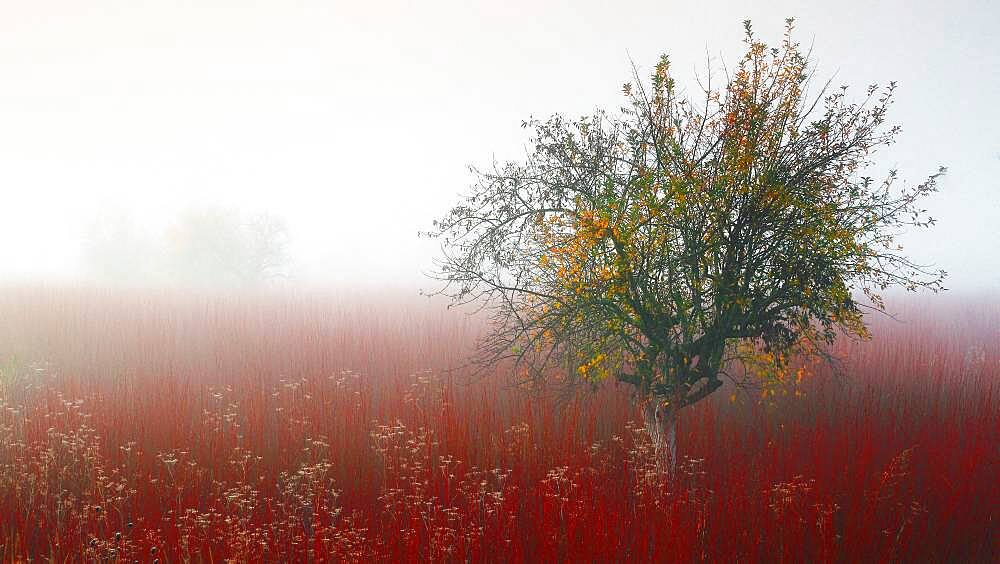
[1,0,997,292]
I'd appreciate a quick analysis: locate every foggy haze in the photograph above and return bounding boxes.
[1,0,997,293]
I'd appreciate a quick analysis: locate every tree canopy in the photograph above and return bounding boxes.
[427,20,945,419]
[165,208,291,288]
[85,207,291,289]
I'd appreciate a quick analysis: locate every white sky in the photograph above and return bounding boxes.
[1,0,997,292]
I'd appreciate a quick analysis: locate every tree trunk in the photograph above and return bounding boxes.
[641,398,677,475]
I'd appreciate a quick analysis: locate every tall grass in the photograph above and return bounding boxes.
[0,286,995,561]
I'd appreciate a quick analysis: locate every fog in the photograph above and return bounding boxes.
[1,0,997,293]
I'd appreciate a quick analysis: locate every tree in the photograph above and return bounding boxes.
[83,207,292,289]
[165,208,291,289]
[426,20,945,471]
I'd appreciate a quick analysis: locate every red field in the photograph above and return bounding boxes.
[0,286,996,562]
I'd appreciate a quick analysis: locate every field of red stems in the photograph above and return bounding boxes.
[0,285,996,563]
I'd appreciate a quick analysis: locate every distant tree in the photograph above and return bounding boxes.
[426,20,945,470]
[165,208,291,288]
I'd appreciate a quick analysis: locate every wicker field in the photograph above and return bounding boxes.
[0,287,995,562]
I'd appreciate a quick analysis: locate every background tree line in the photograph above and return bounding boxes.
[84,207,291,289]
